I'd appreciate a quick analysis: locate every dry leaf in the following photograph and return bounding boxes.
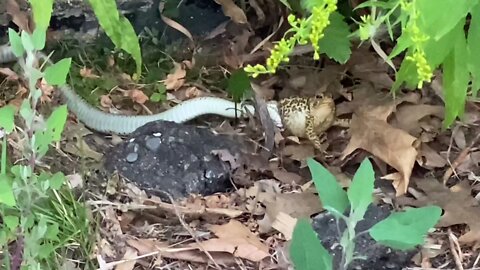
[6,0,31,32]
[342,114,418,195]
[163,62,186,90]
[407,178,480,244]
[0,67,19,80]
[115,247,138,270]
[207,219,269,262]
[124,89,149,104]
[391,104,444,135]
[271,168,303,184]
[271,212,297,240]
[80,67,100,78]
[100,95,113,108]
[66,173,83,188]
[214,0,248,24]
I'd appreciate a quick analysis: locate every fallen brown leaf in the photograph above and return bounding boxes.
[115,247,138,270]
[163,62,186,90]
[342,114,418,195]
[124,89,149,104]
[407,178,480,244]
[6,0,31,32]
[214,0,248,24]
[207,219,269,262]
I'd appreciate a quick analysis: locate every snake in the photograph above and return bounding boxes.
[0,44,283,135]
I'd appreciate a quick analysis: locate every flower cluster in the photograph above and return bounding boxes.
[401,0,432,88]
[245,0,338,77]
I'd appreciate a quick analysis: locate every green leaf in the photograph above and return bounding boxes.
[290,219,333,270]
[227,69,251,102]
[4,216,19,231]
[45,223,60,241]
[319,12,352,64]
[415,0,476,40]
[369,206,441,250]
[87,0,142,75]
[20,31,34,52]
[0,174,16,207]
[0,105,15,133]
[307,158,348,215]
[467,2,480,97]
[31,27,46,50]
[347,158,374,221]
[46,105,68,142]
[34,105,68,157]
[442,23,469,127]
[49,172,65,190]
[8,28,24,57]
[29,0,54,30]
[44,58,72,86]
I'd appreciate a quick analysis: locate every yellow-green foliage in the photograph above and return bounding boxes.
[244,0,338,77]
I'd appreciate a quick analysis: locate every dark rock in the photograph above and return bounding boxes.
[312,204,418,270]
[104,120,243,199]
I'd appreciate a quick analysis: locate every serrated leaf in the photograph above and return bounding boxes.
[290,219,333,270]
[29,0,54,30]
[443,22,469,127]
[227,69,251,102]
[347,158,374,221]
[8,28,24,57]
[467,2,480,96]
[44,58,72,86]
[0,105,15,133]
[319,12,351,64]
[307,158,348,215]
[369,206,441,250]
[0,174,16,207]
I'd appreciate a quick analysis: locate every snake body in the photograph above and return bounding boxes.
[0,45,283,135]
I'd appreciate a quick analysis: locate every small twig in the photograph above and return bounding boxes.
[448,228,464,270]
[443,132,480,184]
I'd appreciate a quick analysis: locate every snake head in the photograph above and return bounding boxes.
[266,100,284,129]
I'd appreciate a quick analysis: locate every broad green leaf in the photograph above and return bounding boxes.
[29,0,54,30]
[443,24,469,127]
[49,172,65,190]
[46,105,68,142]
[20,31,34,52]
[388,32,413,60]
[369,206,441,250]
[44,58,72,86]
[31,27,46,50]
[45,223,60,241]
[307,158,348,215]
[38,243,55,259]
[467,2,480,96]
[34,105,68,157]
[347,158,374,221]
[227,69,251,103]
[0,105,15,133]
[290,219,333,270]
[4,216,19,231]
[87,0,142,75]
[319,12,352,64]
[8,28,24,57]
[415,0,476,40]
[0,174,16,207]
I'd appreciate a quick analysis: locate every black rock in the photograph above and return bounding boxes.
[104,120,242,199]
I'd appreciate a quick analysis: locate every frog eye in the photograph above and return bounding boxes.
[315,93,325,99]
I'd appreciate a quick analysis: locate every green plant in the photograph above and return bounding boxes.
[0,1,94,269]
[246,0,480,128]
[290,158,441,270]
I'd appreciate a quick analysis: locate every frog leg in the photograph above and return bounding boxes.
[306,114,327,150]
[332,118,350,128]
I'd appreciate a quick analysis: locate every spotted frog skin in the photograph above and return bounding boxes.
[279,95,348,150]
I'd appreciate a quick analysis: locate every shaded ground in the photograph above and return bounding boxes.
[2,1,480,269]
